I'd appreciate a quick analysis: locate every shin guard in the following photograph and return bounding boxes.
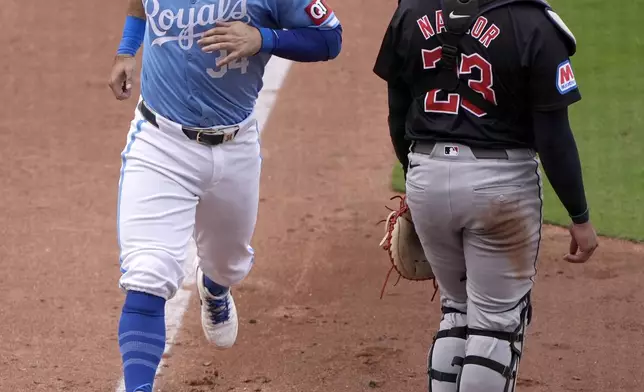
[428,306,468,392]
[457,297,533,392]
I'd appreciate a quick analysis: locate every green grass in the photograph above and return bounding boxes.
[391,163,406,193]
[390,0,644,241]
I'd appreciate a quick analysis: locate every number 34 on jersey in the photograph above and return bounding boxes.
[207,50,249,78]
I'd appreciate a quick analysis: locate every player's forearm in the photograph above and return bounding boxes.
[387,81,412,174]
[257,25,342,62]
[533,108,589,224]
[116,0,147,56]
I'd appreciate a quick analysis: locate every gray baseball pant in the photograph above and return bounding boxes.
[405,141,543,392]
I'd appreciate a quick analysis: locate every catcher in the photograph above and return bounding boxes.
[375,0,599,391]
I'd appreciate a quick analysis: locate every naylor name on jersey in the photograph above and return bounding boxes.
[416,11,501,48]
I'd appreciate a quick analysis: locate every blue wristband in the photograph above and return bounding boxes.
[117,16,146,56]
[258,27,276,53]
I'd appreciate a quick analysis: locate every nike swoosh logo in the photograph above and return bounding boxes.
[449,11,471,19]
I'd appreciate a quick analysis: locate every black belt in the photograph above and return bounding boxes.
[411,141,509,159]
[138,101,239,146]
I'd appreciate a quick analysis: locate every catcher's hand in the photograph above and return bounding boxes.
[378,195,437,299]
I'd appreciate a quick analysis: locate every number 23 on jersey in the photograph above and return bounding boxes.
[422,47,497,117]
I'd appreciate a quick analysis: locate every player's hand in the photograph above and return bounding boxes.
[108,55,136,101]
[198,21,261,68]
[564,221,599,263]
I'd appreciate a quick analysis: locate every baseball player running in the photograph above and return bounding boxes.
[107,0,341,391]
[373,0,598,391]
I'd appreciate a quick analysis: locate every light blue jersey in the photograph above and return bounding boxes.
[140,0,340,126]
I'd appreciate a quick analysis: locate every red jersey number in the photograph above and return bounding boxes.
[421,48,496,117]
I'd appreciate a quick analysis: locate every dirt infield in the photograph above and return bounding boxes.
[1,0,642,391]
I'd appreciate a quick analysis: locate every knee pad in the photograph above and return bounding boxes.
[428,306,468,392]
[457,296,533,392]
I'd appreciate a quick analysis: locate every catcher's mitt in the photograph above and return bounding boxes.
[378,195,438,299]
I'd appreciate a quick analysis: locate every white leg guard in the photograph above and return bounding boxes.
[457,295,533,392]
[428,306,468,392]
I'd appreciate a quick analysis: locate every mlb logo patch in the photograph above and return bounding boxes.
[444,146,459,156]
[557,60,578,94]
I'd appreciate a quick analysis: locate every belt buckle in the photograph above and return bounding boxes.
[195,128,222,145]
[194,127,237,145]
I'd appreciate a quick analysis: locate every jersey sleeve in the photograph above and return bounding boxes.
[273,0,340,29]
[372,6,406,83]
[526,18,582,111]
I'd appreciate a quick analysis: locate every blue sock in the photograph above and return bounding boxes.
[118,291,166,392]
[203,274,229,296]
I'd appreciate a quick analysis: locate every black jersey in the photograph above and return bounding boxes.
[373,0,582,149]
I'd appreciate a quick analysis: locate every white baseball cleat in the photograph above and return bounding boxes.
[196,267,238,348]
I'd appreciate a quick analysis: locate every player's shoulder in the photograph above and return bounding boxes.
[511,3,574,37]
[493,1,576,55]
[484,1,548,32]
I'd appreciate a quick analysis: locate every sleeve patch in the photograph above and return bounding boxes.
[557,60,578,94]
[305,0,333,26]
